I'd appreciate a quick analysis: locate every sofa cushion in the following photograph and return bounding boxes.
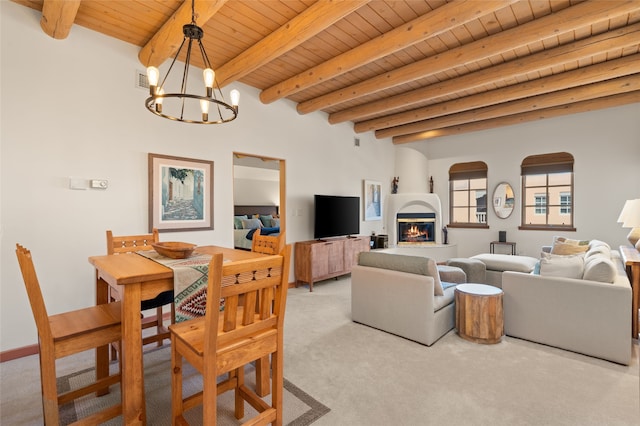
[583,255,616,283]
[471,253,538,273]
[539,252,584,278]
[550,236,589,255]
[358,252,444,296]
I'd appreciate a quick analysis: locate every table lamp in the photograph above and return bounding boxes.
[617,198,640,249]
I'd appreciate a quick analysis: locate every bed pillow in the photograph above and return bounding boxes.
[271,218,281,227]
[259,214,273,227]
[550,236,589,255]
[539,252,584,279]
[241,218,263,229]
[234,215,248,229]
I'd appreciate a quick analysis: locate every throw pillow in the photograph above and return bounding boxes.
[539,252,584,279]
[588,239,611,250]
[241,218,263,229]
[584,245,611,260]
[271,218,281,228]
[357,252,444,296]
[234,215,248,229]
[550,236,589,255]
[583,256,616,283]
[259,214,273,227]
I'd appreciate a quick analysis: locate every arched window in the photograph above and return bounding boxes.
[448,161,488,228]
[520,152,575,230]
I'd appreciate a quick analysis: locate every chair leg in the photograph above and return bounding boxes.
[234,367,245,420]
[255,355,271,396]
[156,306,164,347]
[171,341,184,424]
[39,345,60,425]
[272,350,283,426]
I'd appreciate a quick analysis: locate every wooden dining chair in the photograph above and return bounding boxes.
[15,244,122,425]
[169,244,292,425]
[251,229,286,396]
[106,228,175,357]
[251,228,285,255]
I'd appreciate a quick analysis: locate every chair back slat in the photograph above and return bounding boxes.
[15,244,53,342]
[106,229,159,254]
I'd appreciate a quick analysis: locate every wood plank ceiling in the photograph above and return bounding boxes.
[12,0,640,143]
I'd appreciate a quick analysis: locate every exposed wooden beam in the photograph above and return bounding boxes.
[329,23,640,125]
[298,0,640,115]
[376,75,640,139]
[215,0,368,88]
[356,54,640,133]
[259,0,517,104]
[40,0,81,40]
[393,91,640,144]
[138,0,227,68]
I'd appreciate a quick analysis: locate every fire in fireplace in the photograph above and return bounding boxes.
[397,213,436,245]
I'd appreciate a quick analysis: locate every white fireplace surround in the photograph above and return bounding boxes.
[386,193,444,246]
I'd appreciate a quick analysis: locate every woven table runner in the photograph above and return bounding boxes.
[137,250,221,323]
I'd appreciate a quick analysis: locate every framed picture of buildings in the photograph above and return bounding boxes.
[148,153,214,232]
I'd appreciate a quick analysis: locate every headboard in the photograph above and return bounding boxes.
[234,205,279,218]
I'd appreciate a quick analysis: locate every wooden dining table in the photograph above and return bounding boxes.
[89,245,268,425]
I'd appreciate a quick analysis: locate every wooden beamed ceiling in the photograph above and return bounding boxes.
[13,0,640,143]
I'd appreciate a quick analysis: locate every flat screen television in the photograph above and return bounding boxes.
[314,194,360,239]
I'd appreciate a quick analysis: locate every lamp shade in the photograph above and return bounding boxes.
[618,199,640,228]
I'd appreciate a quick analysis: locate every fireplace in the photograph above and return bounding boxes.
[397,213,436,245]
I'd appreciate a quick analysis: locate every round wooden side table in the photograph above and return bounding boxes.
[455,283,504,344]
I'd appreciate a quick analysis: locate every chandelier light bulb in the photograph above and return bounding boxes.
[200,99,209,122]
[147,66,160,95]
[155,88,164,113]
[230,89,240,107]
[203,68,215,97]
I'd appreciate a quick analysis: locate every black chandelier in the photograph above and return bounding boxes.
[145,0,239,124]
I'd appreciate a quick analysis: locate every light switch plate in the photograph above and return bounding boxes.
[91,179,108,189]
[69,177,88,190]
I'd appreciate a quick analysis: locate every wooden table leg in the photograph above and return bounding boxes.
[95,274,110,397]
[122,283,146,425]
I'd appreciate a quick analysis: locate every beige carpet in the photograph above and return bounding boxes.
[57,346,329,425]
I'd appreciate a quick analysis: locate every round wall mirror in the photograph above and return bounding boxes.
[493,182,515,219]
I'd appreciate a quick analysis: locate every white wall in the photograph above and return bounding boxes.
[0,2,394,351]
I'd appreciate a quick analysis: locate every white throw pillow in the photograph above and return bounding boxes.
[583,256,616,283]
[539,252,584,279]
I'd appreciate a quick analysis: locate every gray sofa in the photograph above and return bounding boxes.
[351,252,465,346]
[502,242,632,365]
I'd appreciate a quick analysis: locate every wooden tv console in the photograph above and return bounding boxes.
[294,236,370,292]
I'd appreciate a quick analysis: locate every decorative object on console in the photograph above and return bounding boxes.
[617,198,640,248]
[144,0,239,124]
[499,231,506,242]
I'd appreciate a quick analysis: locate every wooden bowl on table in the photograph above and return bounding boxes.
[151,242,196,259]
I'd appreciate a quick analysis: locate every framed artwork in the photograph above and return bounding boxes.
[364,179,382,221]
[148,153,214,232]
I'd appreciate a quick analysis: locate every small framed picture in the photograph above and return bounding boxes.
[148,153,214,232]
[364,180,382,221]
